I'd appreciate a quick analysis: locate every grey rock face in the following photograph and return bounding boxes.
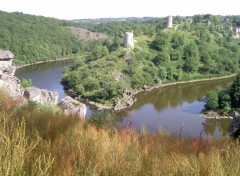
[23,87,59,105]
[0,73,26,103]
[113,92,137,111]
[59,96,87,118]
[0,65,16,76]
[0,50,14,59]
[0,50,14,73]
[229,112,240,138]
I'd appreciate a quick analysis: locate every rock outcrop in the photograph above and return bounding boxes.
[0,70,26,103]
[0,50,87,118]
[0,50,25,103]
[200,110,232,119]
[0,50,15,75]
[0,65,16,76]
[113,91,137,111]
[59,96,87,118]
[229,112,240,138]
[23,87,58,105]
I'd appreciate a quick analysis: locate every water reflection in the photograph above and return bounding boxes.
[116,78,235,137]
[202,118,231,137]
[15,61,235,137]
[15,60,72,99]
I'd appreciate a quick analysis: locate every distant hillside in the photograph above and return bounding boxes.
[73,20,161,37]
[63,14,240,106]
[0,11,81,65]
[68,27,108,40]
[72,17,159,23]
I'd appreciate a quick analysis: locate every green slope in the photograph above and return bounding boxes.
[0,11,80,65]
[63,16,240,105]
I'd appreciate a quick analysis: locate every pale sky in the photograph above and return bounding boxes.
[0,0,239,20]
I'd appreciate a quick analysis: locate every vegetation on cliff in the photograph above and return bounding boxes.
[205,74,240,115]
[63,15,240,105]
[0,89,240,175]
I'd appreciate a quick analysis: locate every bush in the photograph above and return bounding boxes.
[20,78,32,88]
[204,90,219,110]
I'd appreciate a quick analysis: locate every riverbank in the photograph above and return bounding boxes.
[15,57,73,69]
[80,73,238,111]
[200,110,232,119]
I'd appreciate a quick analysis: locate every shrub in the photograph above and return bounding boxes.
[20,78,32,88]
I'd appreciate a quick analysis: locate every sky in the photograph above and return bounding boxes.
[0,0,239,20]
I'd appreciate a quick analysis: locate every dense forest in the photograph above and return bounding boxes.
[0,11,81,65]
[63,14,240,105]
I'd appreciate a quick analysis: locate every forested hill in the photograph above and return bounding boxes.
[63,15,240,105]
[0,11,81,65]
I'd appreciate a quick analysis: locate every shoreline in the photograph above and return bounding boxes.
[199,110,233,119]
[15,57,73,69]
[77,73,238,111]
[134,73,238,96]
[13,58,237,111]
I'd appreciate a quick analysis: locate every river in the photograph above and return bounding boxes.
[15,60,235,138]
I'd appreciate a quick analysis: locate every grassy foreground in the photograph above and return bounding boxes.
[0,89,240,176]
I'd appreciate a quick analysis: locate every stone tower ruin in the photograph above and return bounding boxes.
[166,16,173,28]
[124,32,134,49]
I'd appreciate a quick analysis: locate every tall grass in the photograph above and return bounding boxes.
[0,89,240,175]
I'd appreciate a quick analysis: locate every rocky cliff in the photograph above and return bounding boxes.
[0,50,87,118]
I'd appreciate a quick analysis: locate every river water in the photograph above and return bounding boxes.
[15,60,235,138]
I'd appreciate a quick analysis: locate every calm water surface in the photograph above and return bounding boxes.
[116,80,234,138]
[15,60,93,117]
[15,60,235,137]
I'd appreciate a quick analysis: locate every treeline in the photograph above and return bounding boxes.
[205,74,240,115]
[63,15,240,104]
[0,11,81,65]
[74,19,163,37]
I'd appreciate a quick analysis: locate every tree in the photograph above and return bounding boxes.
[158,66,167,80]
[193,15,204,24]
[230,74,240,109]
[89,45,109,61]
[20,79,32,88]
[152,52,170,66]
[183,42,200,72]
[219,93,231,115]
[152,31,171,52]
[204,90,219,110]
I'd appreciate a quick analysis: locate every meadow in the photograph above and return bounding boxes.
[0,89,240,176]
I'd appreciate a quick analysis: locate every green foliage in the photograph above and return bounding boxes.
[152,31,171,51]
[204,90,219,110]
[0,116,54,175]
[87,45,109,61]
[0,11,81,64]
[63,15,240,105]
[230,74,240,109]
[205,74,240,115]
[90,111,116,127]
[183,42,200,73]
[20,78,32,88]
[75,19,159,37]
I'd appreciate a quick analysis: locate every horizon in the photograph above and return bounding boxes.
[0,0,239,20]
[0,10,238,21]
